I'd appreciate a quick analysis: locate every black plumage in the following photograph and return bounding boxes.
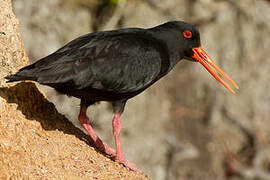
[6,21,200,102]
[5,21,237,171]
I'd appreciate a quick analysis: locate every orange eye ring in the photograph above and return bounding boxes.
[183,30,192,39]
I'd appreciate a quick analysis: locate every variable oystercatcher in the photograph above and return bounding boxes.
[5,21,238,172]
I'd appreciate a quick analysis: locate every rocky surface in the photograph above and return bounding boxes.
[0,0,149,179]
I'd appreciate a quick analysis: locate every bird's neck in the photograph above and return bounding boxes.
[147,28,183,70]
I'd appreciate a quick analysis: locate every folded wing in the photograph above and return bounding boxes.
[6,29,169,94]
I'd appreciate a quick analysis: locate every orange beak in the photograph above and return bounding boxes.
[192,47,239,93]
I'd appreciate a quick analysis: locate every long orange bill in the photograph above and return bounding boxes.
[192,47,239,94]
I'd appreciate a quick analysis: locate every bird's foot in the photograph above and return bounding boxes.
[96,140,141,172]
[114,155,141,173]
[78,110,116,157]
[94,138,141,172]
[94,138,116,157]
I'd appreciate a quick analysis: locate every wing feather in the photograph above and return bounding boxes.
[12,29,169,94]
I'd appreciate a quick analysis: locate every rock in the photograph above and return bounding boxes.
[0,0,150,179]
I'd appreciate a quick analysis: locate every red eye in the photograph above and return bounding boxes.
[183,30,192,38]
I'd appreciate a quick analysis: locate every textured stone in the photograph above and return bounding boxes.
[0,0,150,179]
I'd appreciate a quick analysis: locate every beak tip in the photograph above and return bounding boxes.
[228,87,236,94]
[232,82,239,89]
[192,47,239,94]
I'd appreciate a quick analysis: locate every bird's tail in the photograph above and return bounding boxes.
[5,74,36,83]
[5,64,38,83]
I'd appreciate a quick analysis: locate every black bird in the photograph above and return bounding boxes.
[5,21,238,172]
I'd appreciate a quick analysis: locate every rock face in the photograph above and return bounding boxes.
[0,0,149,179]
[7,0,270,179]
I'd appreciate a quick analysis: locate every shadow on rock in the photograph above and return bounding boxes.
[0,82,95,149]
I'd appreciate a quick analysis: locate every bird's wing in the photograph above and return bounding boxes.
[86,36,167,93]
[16,30,170,93]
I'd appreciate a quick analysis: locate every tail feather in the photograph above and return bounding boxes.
[5,51,78,84]
[5,63,39,83]
[5,74,37,83]
[5,60,75,84]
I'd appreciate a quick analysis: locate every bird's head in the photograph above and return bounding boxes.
[155,21,239,93]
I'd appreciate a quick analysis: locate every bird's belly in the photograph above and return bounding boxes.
[56,87,140,102]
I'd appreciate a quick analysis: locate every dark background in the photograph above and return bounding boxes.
[13,0,270,179]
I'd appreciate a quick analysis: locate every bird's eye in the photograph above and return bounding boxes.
[183,30,192,39]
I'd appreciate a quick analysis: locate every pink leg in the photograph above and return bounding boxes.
[112,113,141,172]
[78,104,115,157]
